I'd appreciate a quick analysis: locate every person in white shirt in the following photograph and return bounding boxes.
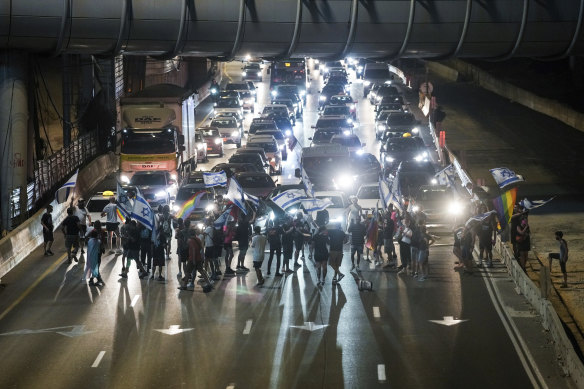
[204,219,219,279]
[101,197,121,253]
[251,226,267,286]
[76,198,91,254]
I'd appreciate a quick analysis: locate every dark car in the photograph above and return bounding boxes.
[375,95,405,112]
[249,118,278,135]
[276,92,303,117]
[312,116,354,133]
[242,62,262,81]
[381,112,420,140]
[235,172,276,198]
[173,184,214,222]
[262,113,293,135]
[394,160,436,197]
[255,129,288,160]
[271,98,299,119]
[309,128,345,146]
[350,153,381,185]
[211,163,262,178]
[380,136,427,171]
[198,126,224,157]
[228,153,269,174]
[182,171,206,190]
[235,147,270,167]
[372,85,400,104]
[319,84,345,108]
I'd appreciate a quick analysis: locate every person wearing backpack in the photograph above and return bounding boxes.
[160,205,174,260]
[138,222,152,275]
[184,225,213,292]
[175,218,189,277]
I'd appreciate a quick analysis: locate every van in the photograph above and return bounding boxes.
[362,63,394,96]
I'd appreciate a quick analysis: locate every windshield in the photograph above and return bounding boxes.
[245,64,260,70]
[316,118,352,128]
[303,156,350,177]
[230,154,260,164]
[216,99,240,108]
[87,198,110,213]
[322,85,344,95]
[316,195,344,208]
[248,142,278,153]
[185,175,204,185]
[273,100,293,108]
[238,175,274,188]
[377,87,399,96]
[256,131,284,140]
[417,188,449,202]
[250,123,277,133]
[358,186,380,200]
[323,106,350,116]
[399,173,432,190]
[330,96,352,104]
[263,106,287,114]
[176,189,209,203]
[364,68,390,79]
[388,114,415,125]
[211,119,236,128]
[387,139,420,152]
[313,129,342,142]
[225,83,248,91]
[327,76,347,85]
[201,128,220,137]
[276,85,299,95]
[121,130,175,154]
[331,136,360,147]
[130,174,166,186]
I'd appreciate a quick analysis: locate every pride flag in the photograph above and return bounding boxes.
[492,187,517,228]
[175,191,206,219]
[116,207,126,222]
[365,206,379,251]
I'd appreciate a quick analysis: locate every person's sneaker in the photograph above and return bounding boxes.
[67,259,72,264]
[157,275,165,281]
[177,271,182,277]
[332,277,337,284]
[47,250,54,256]
[337,273,345,283]
[418,276,426,282]
[294,262,301,267]
[275,272,283,277]
[139,272,147,279]
[88,279,95,286]
[356,268,362,273]
[398,268,407,275]
[225,268,236,276]
[80,249,85,254]
[241,266,250,271]
[44,252,49,256]
[216,270,222,276]
[285,269,294,273]
[119,273,128,278]
[97,278,105,286]
[236,265,242,270]
[116,249,123,254]
[213,275,221,281]
[413,272,418,278]
[187,282,195,290]
[150,275,155,280]
[73,256,79,263]
[351,264,355,271]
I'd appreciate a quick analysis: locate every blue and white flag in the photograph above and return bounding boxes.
[519,197,555,210]
[116,182,133,218]
[464,210,497,227]
[244,192,260,209]
[55,170,78,204]
[435,164,456,187]
[379,179,392,208]
[131,189,155,230]
[214,205,234,228]
[300,198,333,212]
[272,189,307,210]
[301,167,314,198]
[203,171,228,187]
[226,178,247,215]
[490,167,524,189]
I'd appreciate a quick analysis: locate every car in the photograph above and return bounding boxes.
[374,95,405,112]
[214,97,244,118]
[242,62,262,81]
[362,62,395,96]
[198,126,224,157]
[299,144,352,191]
[276,92,303,116]
[312,116,354,133]
[322,61,345,77]
[329,94,357,119]
[128,171,177,206]
[271,98,300,119]
[225,82,255,112]
[210,117,242,148]
[271,84,306,104]
[320,105,353,119]
[255,129,289,160]
[380,136,427,171]
[228,152,269,175]
[182,171,207,190]
[211,163,262,178]
[330,133,365,154]
[235,147,270,168]
[249,118,279,135]
[173,184,214,223]
[235,172,276,198]
[262,113,293,135]
[375,109,404,139]
[351,153,382,185]
[214,111,244,130]
[319,84,345,108]
[410,185,467,230]
[312,191,349,230]
[393,160,436,197]
[247,135,283,175]
[218,90,242,101]
[380,112,420,140]
[263,104,295,125]
[309,128,345,146]
[86,191,120,226]
[193,130,208,162]
[356,183,381,212]
[246,80,257,95]
[325,75,350,90]
[371,85,400,104]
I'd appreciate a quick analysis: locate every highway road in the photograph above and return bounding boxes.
[0,61,574,389]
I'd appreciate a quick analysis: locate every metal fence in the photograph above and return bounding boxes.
[8,131,99,229]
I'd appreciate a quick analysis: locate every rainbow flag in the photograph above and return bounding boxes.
[492,187,517,228]
[365,209,379,251]
[176,191,206,219]
[116,207,126,222]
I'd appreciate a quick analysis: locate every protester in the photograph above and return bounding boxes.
[293,212,308,266]
[348,217,367,272]
[88,220,106,285]
[151,228,167,281]
[160,205,174,260]
[251,226,267,286]
[516,218,531,271]
[223,220,237,276]
[281,218,295,273]
[460,226,475,274]
[185,226,213,292]
[235,216,251,271]
[313,225,330,285]
[328,223,347,284]
[76,198,90,254]
[175,218,189,277]
[382,217,396,267]
[120,220,148,279]
[83,230,102,285]
[204,219,219,280]
[41,205,55,256]
[138,222,152,275]
[549,231,569,288]
[120,218,132,264]
[61,207,81,264]
[479,211,497,268]
[101,196,121,254]
[267,221,283,276]
[346,196,363,230]
[396,217,412,275]
[416,225,434,281]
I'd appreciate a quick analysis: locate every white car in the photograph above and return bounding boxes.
[330,134,365,154]
[356,184,380,213]
[214,97,244,118]
[312,191,349,231]
[86,191,118,226]
[210,117,242,148]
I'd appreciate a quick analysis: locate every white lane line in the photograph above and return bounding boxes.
[130,295,140,307]
[243,320,253,335]
[226,385,235,389]
[369,261,375,269]
[373,307,380,318]
[377,364,386,382]
[91,351,106,368]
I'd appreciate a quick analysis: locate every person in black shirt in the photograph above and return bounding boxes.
[120,219,148,279]
[41,205,54,256]
[235,216,252,271]
[267,221,283,276]
[61,207,81,264]
[313,226,330,285]
[348,217,367,272]
[328,224,347,284]
[281,218,295,273]
[293,212,309,266]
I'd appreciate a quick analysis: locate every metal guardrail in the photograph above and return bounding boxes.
[7,131,99,230]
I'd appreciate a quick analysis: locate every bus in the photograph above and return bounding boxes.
[269,60,308,100]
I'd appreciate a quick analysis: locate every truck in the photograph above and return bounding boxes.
[118,84,198,184]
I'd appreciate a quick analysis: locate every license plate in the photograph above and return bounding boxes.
[207,147,212,151]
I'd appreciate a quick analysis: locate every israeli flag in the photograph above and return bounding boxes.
[272,189,307,210]
[116,182,133,218]
[454,159,473,194]
[435,164,456,187]
[301,167,314,198]
[227,178,247,215]
[300,198,333,212]
[131,189,154,230]
[490,167,524,189]
[519,197,554,210]
[244,192,260,209]
[464,210,497,227]
[214,205,234,228]
[379,179,392,208]
[55,170,78,204]
[203,171,228,187]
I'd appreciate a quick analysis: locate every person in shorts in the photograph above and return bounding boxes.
[281,218,295,273]
[41,205,55,256]
[348,217,367,272]
[313,225,330,285]
[61,207,81,264]
[76,198,90,254]
[223,221,236,276]
[101,196,121,253]
[416,225,434,282]
[204,219,219,280]
[478,208,497,268]
[549,231,569,288]
[327,223,347,284]
[251,226,267,286]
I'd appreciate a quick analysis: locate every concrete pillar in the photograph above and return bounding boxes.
[62,55,72,146]
[0,51,29,232]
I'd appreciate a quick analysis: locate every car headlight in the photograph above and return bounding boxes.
[357,65,363,72]
[251,90,256,95]
[231,131,239,137]
[363,80,371,86]
[170,174,177,181]
[197,223,205,230]
[293,103,298,107]
[210,88,218,94]
[155,190,167,198]
[287,208,297,215]
[279,144,285,150]
[343,130,351,136]
[412,205,420,213]
[350,104,356,110]
[412,127,420,134]
[269,211,275,220]
[356,149,364,155]
[206,204,216,212]
[384,80,392,85]
[314,59,320,64]
[323,67,328,73]
[377,124,387,132]
[346,118,353,124]
[319,96,326,101]
[242,71,247,76]
[431,178,438,185]
[172,205,180,212]
[271,90,278,97]
[285,129,292,136]
[299,90,306,96]
[197,144,204,150]
[257,71,262,76]
[414,152,428,162]
[448,201,464,215]
[335,174,356,189]
[120,175,130,184]
[214,138,221,144]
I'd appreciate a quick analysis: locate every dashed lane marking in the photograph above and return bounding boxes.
[373,307,380,318]
[243,319,253,335]
[91,351,106,368]
[378,364,386,382]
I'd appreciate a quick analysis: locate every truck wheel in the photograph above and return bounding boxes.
[237,139,242,148]
[219,150,224,158]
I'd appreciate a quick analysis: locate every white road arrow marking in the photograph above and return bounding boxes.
[0,325,94,337]
[429,316,468,326]
[154,325,194,335]
[290,322,329,332]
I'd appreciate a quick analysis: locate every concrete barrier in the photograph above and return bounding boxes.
[0,152,118,281]
[424,61,459,82]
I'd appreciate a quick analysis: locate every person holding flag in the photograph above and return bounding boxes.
[101,196,122,254]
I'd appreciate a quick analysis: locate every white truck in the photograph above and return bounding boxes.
[118,84,198,183]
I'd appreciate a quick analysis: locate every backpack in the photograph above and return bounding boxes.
[162,216,172,237]
[410,227,421,247]
[189,236,203,262]
[212,227,224,246]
